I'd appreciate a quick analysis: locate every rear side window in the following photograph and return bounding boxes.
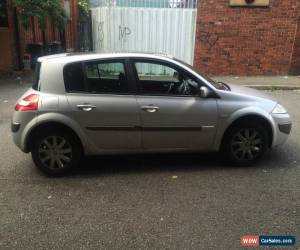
[64,63,85,92]
[32,62,41,90]
[84,60,129,94]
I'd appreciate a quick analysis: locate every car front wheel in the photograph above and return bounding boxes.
[222,122,269,166]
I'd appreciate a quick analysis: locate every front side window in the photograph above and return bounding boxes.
[134,61,199,96]
[84,61,128,94]
[173,58,229,90]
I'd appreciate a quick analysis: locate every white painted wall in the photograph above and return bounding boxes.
[91,7,197,65]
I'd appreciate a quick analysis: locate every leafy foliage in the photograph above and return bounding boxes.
[78,0,89,21]
[13,0,67,30]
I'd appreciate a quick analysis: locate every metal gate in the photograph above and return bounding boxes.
[90,0,198,64]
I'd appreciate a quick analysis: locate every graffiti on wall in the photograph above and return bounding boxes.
[94,21,132,49]
[119,25,131,42]
[91,7,196,64]
[94,20,105,49]
[198,31,230,58]
[198,31,219,50]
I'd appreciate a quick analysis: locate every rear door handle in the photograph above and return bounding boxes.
[76,104,96,112]
[141,106,160,113]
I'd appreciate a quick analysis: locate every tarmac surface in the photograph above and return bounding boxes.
[0,77,299,249]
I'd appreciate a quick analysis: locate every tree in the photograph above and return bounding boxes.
[13,0,67,48]
[78,0,89,20]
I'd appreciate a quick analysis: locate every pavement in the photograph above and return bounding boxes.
[213,76,300,90]
[0,76,300,249]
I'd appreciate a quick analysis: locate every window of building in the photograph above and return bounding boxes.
[0,0,9,28]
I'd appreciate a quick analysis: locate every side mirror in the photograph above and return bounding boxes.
[199,86,209,98]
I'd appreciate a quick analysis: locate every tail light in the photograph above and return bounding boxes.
[15,94,39,112]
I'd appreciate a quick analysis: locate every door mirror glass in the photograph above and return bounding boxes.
[199,86,209,98]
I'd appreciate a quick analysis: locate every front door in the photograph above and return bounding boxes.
[64,59,141,151]
[132,59,218,150]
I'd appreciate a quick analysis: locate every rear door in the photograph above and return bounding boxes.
[64,59,141,151]
[131,59,218,150]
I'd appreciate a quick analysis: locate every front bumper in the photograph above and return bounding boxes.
[271,113,292,147]
[278,123,292,135]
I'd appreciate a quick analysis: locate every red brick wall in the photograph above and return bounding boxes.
[20,0,79,56]
[0,0,79,72]
[194,0,300,75]
[0,0,16,72]
[290,17,300,74]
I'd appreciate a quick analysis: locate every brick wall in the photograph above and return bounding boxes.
[194,0,300,75]
[0,0,16,72]
[19,0,79,59]
[0,0,79,72]
[290,17,300,74]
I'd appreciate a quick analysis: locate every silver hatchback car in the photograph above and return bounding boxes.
[12,53,292,175]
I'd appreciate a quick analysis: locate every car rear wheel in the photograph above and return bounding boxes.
[31,130,82,176]
[222,121,269,166]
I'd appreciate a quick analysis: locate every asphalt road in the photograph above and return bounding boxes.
[0,79,299,249]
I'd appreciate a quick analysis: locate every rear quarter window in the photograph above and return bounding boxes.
[32,62,41,90]
[64,63,85,92]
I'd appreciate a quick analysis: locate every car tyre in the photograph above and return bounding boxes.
[31,129,82,176]
[221,121,269,166]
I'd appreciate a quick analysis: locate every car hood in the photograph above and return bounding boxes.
[227,83,277,102]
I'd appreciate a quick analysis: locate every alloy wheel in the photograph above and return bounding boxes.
[38,136,72,169]
[230,128,263,161]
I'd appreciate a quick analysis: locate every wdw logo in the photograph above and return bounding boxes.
[240,235,296,247]
[240,236,259,247]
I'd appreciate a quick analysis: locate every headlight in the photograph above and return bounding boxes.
[272,104,287,114]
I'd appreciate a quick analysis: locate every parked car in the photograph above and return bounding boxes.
[12,53,292,176]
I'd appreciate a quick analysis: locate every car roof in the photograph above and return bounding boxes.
[38,52,175,64]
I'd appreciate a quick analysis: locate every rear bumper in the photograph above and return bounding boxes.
[12,129,24,152]
[11,122,21,133]
[11,111,37,153]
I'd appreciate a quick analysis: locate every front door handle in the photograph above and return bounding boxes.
[141,106,160,113]
[76,104,96,112]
